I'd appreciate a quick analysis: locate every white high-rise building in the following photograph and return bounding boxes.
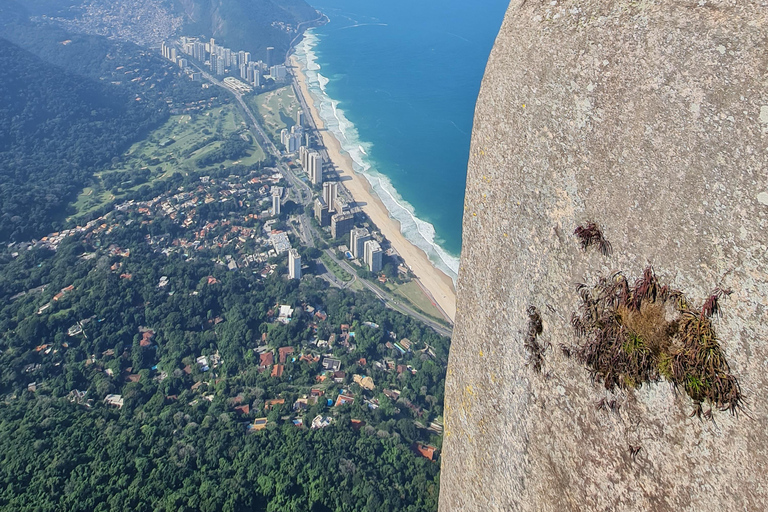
[299,146,309,170]
[297,110,305,127]
[364,240,383,273]
[272,192,281,216]
[270,64,287,81]
[288,249,302,280]
[350,228,371,259]
[308,152,323,185]
[280,129,301,153]
[323,182,338,212]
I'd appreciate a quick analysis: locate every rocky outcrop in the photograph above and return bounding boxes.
[440,1,768,510]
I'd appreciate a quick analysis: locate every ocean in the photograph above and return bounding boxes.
[294,0,509,280]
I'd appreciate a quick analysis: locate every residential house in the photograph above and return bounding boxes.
[322,358,341,372]
[264,398,285,410]
[234,404,250,415]
[413,443,438,461]
[250,418,268,431]
[260,352,274,367]
[104,394,124,408]
[335,394,355,407]
[278,346,294,364]
[311,415,333,429]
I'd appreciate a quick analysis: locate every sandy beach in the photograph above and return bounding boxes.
[290,55,457,322]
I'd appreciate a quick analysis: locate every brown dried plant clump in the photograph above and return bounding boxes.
[524,306,547,373]
[574,222,612,256]
[570,267,741,418]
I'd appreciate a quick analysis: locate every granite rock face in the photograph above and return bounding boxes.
[439,1,768,510]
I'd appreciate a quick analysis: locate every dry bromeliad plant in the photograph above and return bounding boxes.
[574,222,612,256]
[569,267,741,418]
[524,305,547,373]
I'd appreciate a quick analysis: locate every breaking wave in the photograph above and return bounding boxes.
[294,31,459,282]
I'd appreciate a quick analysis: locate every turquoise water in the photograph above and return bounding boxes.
[295,0,508,280]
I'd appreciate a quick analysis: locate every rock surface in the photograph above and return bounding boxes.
[439,1,768,510]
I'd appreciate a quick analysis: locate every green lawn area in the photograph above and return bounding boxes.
[70,104,266,219]
[390,280,448,323]
[246,86,301,142]
[320,253,352,282]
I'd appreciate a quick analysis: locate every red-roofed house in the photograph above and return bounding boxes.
[335,394,355,407]
[278,346,294,364]
[234,404,250,415]
[271,364,284,378]
[260,352,274,367]
[351,419,365,430]
[140,331,154,348]
[413,443,438,461]
[264,398,285,410]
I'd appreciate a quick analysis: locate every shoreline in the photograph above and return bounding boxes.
[289,53,457,323]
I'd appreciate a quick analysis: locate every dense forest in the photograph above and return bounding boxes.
[0,208,447,510]
[0,38,162,241]
[0,396,439,511]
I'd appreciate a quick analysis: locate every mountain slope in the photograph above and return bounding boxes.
[0,38,164,241]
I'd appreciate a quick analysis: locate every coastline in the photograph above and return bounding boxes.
[290,53,457,322]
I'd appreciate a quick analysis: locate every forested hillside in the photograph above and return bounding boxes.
[0,38,165,242]
[0,168,446,509]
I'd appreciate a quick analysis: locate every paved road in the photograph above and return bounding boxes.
[327,249,453,338]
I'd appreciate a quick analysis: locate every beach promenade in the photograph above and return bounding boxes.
[290,55,457,322]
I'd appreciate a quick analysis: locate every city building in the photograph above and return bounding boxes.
[270,65,287,81]
[280,129,301,153]
[299,146,309,170]
[331,212,355,240]
[364,239,383,273]
[266,47,274,68]
[272,191,281,216]
[334,196,350,214]
[288,249,302,280]
[269,232,291,255]
[308,152,323,185]
[323,182,338,212]
[297,110,305,127]
[314,198,331,227]
[216,57,225,76]
[350,228,371,259]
